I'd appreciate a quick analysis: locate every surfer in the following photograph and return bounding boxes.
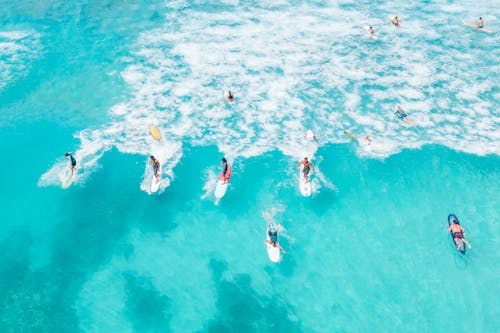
[297,157,315,183]
[476,17,484,29]
[64,152,76,175]
[394,105,414,124]
[266,224,285,252]
[448,219,472,250]
[226,91,234,103]
[221,157,231,184]
[150,155,160,183]
[391,16,400,28]
[367,26,375,35]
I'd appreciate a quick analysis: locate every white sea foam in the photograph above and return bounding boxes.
[41,2,499,191]
[0,30,40,91]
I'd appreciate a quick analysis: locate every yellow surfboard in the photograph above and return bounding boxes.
[150,125,161,140]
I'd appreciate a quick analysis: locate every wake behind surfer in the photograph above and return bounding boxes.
[448,219,472,250]
[297,157,315,183]
[150,155,160,183]
[64,152,76,175]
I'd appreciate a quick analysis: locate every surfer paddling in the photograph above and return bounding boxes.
[64,152,76,175]
[448,219,472,250]
[226,91,234,103]
[297,157,315,183]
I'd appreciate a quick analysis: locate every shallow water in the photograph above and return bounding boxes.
[1,0,499,332]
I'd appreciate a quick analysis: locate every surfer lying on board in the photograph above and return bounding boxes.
[266,224,286,252]
[150,155,160,183]
[391,16,400,28]
[64,152,76,175]
[297,157,315,183]
[448,219,472,250]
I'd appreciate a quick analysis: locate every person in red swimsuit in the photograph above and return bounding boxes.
[448,219,472,250]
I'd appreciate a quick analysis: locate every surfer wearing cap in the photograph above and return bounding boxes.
[448,219,472,250]
[266,224,286,253]
[297,157,315,183]
[476,17,484,29]
[150,155,160,183]
[391,16,400,28]
[64,152,76,175]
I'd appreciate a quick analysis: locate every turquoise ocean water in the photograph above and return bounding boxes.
[1,1,499,332]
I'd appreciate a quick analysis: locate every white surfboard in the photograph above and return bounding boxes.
[214,179,228,199]
[151,176,160,193]
[299,167,312,197]
[61,171,73,189]
[266,231,281,263]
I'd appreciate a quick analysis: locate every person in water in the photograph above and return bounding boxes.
[64,152,76,175]
[368,26,375,34]
[391,16,400,28]
[150,155,160,183]
[226,91,234,102]
[448,219,472,250]
[394,105,414,124]
[297,157,315,183]
[266,224,286,253]
[221,157,230,184]
[476,17,484,29]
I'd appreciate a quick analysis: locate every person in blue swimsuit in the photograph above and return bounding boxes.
[64,152,76,175]
[297,157,315,183]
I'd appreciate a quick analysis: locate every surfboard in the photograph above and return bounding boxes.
[299,166,312,197]
[61,171,73,189]
[448,214,466,255]
[343,130,359,142]
[266,226,281,263]
[463,21,493,33]
[150,125,161,140]
[214,178,228,199]
[364,26,378,39]
[151,176,160,193]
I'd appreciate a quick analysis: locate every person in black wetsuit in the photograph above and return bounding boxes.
[64,152,76,175]
[150,155,160,183]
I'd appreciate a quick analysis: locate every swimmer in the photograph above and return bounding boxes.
[448,219,472,250]
[150,155,160,183]
[391,16,400,28]
[64,152,76,175]
[297,157,315,183]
